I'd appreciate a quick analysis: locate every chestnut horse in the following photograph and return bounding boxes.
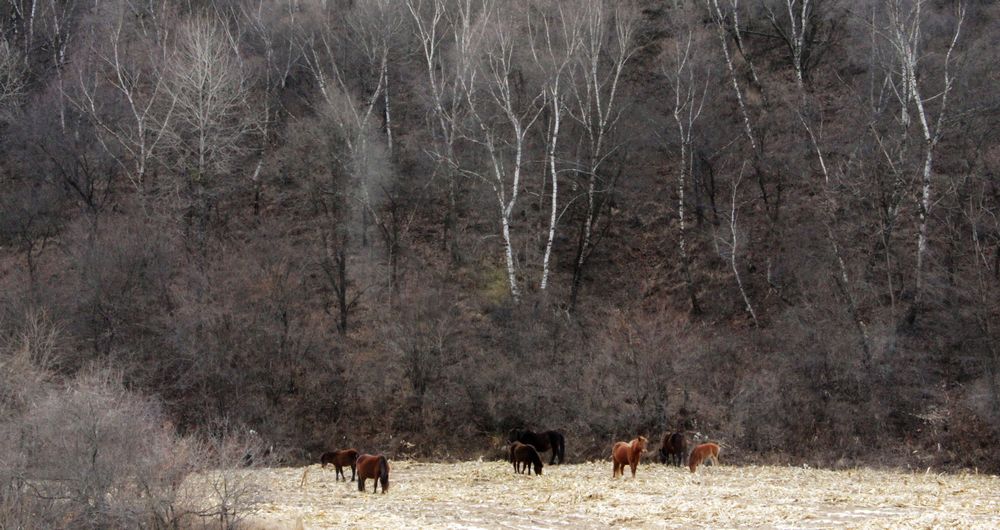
[356,454,390,493]
[657,432,687,467]
[688,442,720,473]
[509,442,544,475]
[320,448,359,481]
[508,429,565,465]
[611,436,648,478]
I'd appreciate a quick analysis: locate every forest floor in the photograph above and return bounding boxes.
[222,460,999,529]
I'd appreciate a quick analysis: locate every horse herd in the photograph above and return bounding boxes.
[510,429,721,478]
[314,429,721,494]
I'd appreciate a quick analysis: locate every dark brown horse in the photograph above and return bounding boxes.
[509,442,543,475]
[612,436,648,478]
[508,429,565,465]
[356,454,389,493]
[657,432,687,467]
[320,448,359,481]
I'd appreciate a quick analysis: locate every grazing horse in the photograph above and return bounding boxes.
[657,432,687,467]
[320,448,359,481]
[356,454,390,493]
[688,442,720,473]
[611,436,648,478]
[509,442,544,475]
[508,429,566,465]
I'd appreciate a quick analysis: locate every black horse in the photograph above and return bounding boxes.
[508,429,565,465]
[657,431,687,467]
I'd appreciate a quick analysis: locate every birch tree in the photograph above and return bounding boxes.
[73,6,174,199]
[457,2,544,302]
[0,38,26,113]
[759,0,839,91]
[160,16,255,240]
[727,164,758,325]
[529,1,583,291]
[301,4,407,293]
[406,0,482,262]
[565,0,638,310]
[164,17,254,184]
[347,0,404,157]
[663,24,710,315]
[880,0,965,312]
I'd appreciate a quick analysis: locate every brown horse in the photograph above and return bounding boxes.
[320,448,359,481]
[611,436,648,478]
[657,432,687,467]
[688,442,720,473]
[508,429,565,465]
[509,442,543,475]
[356,454,390,493]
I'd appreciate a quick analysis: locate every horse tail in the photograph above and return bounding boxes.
[378,455,389,492]
[556,433,565,464]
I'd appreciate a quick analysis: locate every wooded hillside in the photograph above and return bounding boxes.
[2,0,998,493]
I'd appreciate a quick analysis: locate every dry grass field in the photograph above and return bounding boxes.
[216,460,1000,529]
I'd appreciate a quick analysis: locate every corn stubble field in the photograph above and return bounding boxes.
[224,461,1000,529]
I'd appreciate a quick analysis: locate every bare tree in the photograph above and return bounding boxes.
[529,1,583,291]
[301,4,411,293]
[726,164,758,325]
[164,16,254,184]
[0,38,26,114]
[758,0,840,91]
[565,0,638,310]
[663,22,710,315]
[879,0,965,315]
[458,1,546,302]
[799,113,872,367]
[406,0,481,262]
[241,0,301,215]
[73,5,175,200]
[347,0,405,157]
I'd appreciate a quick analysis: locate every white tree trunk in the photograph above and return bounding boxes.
[540,94,561,291]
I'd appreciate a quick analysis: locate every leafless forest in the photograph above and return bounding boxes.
[1,0,998,526]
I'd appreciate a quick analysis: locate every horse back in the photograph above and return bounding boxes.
[337,448,359,465]
[611,441,629,463]
[356,454,379,478]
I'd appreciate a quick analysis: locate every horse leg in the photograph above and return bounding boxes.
[358,478,365,492]
[351,464,356,481]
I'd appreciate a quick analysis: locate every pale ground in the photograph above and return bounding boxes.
[228,460,999,529]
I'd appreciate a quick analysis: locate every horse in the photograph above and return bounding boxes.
[688,442,720,473]
[507,429,566,465]
[657,432,687,467]
[509,442,543,475]
[611,436,648,478]
[356,454,390,493]
[320,448,359,481]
